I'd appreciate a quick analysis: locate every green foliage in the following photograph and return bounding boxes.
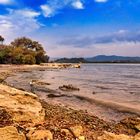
[0,36,49,64]
[23,54,36,64]
[0,50,5,63]
[0,35,4,45]
[0,46,12,64]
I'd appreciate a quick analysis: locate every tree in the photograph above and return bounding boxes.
[11,47,24,64]
[11,37,44,51]
[0,36,49,64]
[23,54,36,64]
[0,50,5,63]
[11,37,49,64]
[0,46,12,64]
[0,35,4,45]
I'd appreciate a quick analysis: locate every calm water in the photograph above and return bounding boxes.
[6,64,140,121]
[41,64,140,104]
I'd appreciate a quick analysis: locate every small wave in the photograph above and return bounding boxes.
[74,95,140,116]
[123,75,140,79]
[95,85,110,90]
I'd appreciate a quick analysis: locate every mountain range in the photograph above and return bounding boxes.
[85,55,140,63]
[54,55,140,63]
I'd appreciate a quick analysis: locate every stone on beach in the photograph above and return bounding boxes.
[0,84,45,123]
[59,84,80,91]
[40,63,81,69]
[47,93,65,98]
[31,80,51,86]
[135,124,140,131]
[98,131,140,140]
[26,129,53,140]
[0,126,26,140]
[69,125,83,138]
[73,64,81,68]
[30,80,59,94]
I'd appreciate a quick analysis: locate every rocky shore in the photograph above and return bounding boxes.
[0,64,140,140]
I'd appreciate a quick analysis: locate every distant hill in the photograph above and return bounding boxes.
[54,58,88,63]
[85,55,140,63]
[54,55,140,63]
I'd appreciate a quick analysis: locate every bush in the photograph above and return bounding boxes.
[23,54,36,64]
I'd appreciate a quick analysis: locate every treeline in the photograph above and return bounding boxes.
[0,36,49,64]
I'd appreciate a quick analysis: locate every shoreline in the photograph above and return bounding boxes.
[0,64,140,139]
[4,64,140,122]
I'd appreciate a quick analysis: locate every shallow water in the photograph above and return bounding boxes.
[6,64,140,122]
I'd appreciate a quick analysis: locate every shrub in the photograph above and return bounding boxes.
[23,54,36,64]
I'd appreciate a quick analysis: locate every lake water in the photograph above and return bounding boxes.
[6,64,140,122]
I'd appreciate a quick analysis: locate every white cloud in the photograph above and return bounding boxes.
[0,19,13,28]
[117,29,128,34]
[0,9,41,42]
[72,0,84,9]
[41,0,85,17]
[0,0,10,4]
[15,9,40,18]
[0,0,14,5]
[41,5,54,17]
[95,0,108,3]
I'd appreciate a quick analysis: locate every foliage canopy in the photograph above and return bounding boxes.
[0,36,49,64]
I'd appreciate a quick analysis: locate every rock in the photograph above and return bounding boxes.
[0,126,26,140]
[97,132,132,140]
[73,64,81,68]
[39,69,45,71]
[92,91,96,94]
[0,84,45,123]
[26,129,53,140]
[41,63,81,69]
[31,80,51,86]
[41,63,73,69]
[36,87,60,94]
[31,81,60,94]
[61,129,71,135]
[134,132,140,140]
[78,136,85,140]
[135,124,140,131]
[70,125,83,138]
[26,127,36,132]
[47,93,65,98]
[0,108,13,127]
[59,84,80,91]
[0,71,10,83]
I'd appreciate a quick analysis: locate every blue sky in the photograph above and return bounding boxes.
[0,0,140,57]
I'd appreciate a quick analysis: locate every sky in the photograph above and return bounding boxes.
[0,0,140,57]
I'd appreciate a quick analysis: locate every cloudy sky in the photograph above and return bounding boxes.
[0,0,140,57]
